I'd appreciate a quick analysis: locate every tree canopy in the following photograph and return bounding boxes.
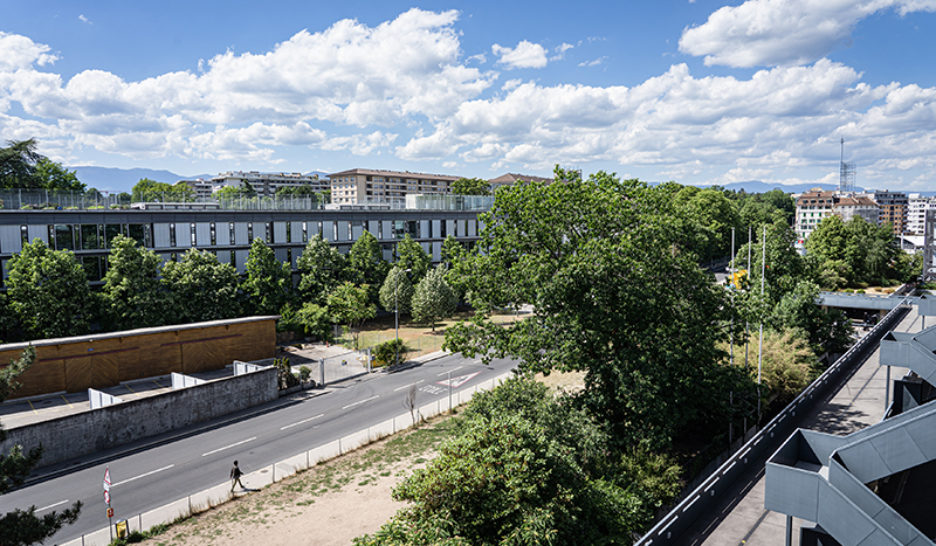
[0,139,85,191]
[242,238,293,315]
[451,177,491,196]
[161,249,242,323]
[379,266,415,315]
[395,234,431,283]
[348,231,389,305]
[131,178,194,202]
[411,265,457,331]
[101,234,167,330]
[297,235,347,304]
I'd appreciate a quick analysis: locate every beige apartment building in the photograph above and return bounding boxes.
[329,169,460,205]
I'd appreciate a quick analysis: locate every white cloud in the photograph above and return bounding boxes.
[492,40,548,69]
[680,0,936,68]
[78,14,91,24]
[550,42,574,61]
[0,32,59,71]
[578,56,607,67]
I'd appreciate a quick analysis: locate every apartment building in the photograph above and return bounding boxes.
[907,193,936,235]
[175,179,214,200]
[328,169,459,205]
[870,190,908,236]
[211,172,328,197]
[795,188,837,241]
[832,195,879,225]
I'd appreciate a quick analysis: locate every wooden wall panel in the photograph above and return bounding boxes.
[64,355,96,392]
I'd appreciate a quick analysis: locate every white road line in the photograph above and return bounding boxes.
[112,464,175,487]
[438,366,462,376]
[201,437,256,457]
[37,499,69,512]
[342,395,379,409]
[394,380,424,392]
[280,413,325,431]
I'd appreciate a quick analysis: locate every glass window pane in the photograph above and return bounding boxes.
[105,224,121,248]
[54,224,75,251]
[81,224,102,250]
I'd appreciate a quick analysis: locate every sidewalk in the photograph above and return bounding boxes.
[698,307,922,545]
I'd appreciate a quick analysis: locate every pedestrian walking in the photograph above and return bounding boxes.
[230,460,245,492]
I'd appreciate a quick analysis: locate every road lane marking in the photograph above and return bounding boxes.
[37,499,69,512]
[27,399,38,415]
[201,437,257,457]
[60,395,73,409]
[394,380,424,392]
[113,464,175,487]
[280,413,325,431]
[437,366,462,376]
[342,395,379,409]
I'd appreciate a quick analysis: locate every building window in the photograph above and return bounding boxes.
[190,223,196,246]
[302,221,308,243]
[229,222,235,245]
[286,221,292,243]
[20,225,27,246]
[81,224,103,250]
[265,222,272,243]
[333,222,338,241]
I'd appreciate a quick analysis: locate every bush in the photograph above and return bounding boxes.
[373,338,409,366]
[299,365,312,382]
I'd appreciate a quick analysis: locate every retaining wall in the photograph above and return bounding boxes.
[0,367,278,469]
[0,316,277,398]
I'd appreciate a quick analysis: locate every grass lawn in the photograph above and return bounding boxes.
[337,310,527,357]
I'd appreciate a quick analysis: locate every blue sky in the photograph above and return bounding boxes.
[2,1,936,190]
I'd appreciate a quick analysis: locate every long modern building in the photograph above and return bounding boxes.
[0,205,483,285]
[211,171,328,197]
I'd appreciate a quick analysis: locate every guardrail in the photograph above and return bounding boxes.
[60,371,513,546]
[635,291,914,545]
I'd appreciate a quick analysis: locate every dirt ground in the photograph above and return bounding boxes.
[140,420,453,546]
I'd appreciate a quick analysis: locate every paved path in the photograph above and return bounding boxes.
[698,307,923,546]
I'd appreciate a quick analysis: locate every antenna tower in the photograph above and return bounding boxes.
[839,138,856,193]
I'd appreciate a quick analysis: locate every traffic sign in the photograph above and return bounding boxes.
[106,507,114,518]
[104,491,110,504]
[103,467,111,492]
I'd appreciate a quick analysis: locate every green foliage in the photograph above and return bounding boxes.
[359,378,681,545]
[273,356,299,390]
[161,249,242,323]
[372,338,410,366]
[451,177,491,196]
[0,292,20,343]
[242,238,292,315]
[131,178,194,202]
[439,235,464,268]
[297,302,332,341]
[395,234,430,282]
[0,347,83,545]
[6,239,95,339]
[275,183,319,197]
[733,221,809,304]
[326,282,376,347]
[299,366,312,382]
[757,330,816,403]
[32,159,85,192]
[0,139,43,188]
[443,167,732,448]
[216,181,256,198]
[771,281,852,355]
[297,235,347,304]
[411,265,457,331]
[348,231,389,305]
[101,235,167,330]
[379,266,415,314]
[806,215,900,288]
[673,186,741,263]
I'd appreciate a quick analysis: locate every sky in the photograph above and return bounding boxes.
[2,0,936,190]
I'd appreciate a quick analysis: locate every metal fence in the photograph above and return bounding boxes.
[635,289,915,545]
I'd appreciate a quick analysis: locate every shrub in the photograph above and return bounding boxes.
[373,338,409,366]
[299,365,312,382]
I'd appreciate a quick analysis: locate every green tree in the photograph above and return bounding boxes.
[32,159,85,192]
[806,215,848,265]
[326,282,375,348]
[411,266,457,331]
[0,139,43,188]
[439,235,464,268]
[131,178,193,202]
[395,234,430,282]
[101,234,167,329]
[451,177,491,196]
[297,235,346,303]
[348,231,389,304]
[161,249,242,323]
[6,240,94,339]
[0,347,82,546]
[297,302,332,341]
[444,167,733,448]
[771,281,852,356]
[242,238,292,315]
[216,181,256,199]
[674,186,741,263]
[379,266,414,315]
[275,184,319,197]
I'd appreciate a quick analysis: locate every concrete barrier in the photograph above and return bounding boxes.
[309,439,341,465]
[340,429,370,453]
[275,452,309,481]
[0,367,278,469]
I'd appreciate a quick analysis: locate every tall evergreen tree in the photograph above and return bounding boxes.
[161,249,242,323]
[242,238,292,315]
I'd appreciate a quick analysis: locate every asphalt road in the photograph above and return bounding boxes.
[0,353,517,544]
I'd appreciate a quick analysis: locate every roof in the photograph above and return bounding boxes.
[327,168,460,182]
[834,196,878,207]
[488,173,553,185]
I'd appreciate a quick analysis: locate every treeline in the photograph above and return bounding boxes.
[358,168,920,544]
[0,232,464,344]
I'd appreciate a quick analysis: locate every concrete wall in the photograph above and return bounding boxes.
[0,367,278,469]
[0,316,277,398]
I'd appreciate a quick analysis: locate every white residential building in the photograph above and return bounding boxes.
[328,168,460,205]
[210,171,328,196]
[795,188,837,242]
[907,193,936,235]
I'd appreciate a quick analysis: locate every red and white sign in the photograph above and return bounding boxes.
[436,371,481,389]
[103,467,111,505]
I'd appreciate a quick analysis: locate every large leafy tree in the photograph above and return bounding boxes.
[242,238,292,315]
[131,178,194,202]
[6,240,94,339]
[326,282,375,348]
[0,140,43,188]
[451,177,491,196]
[348,231,389,305]
[411,265,457,331]
[444,168,734,448]
[379,266,414,315]
[0,348,82,546]
[297,235,347,304]
[395,234,430,283]
[32,159,85,192]
[161,249,242,323]
[674,186,741,263]
[771,281,852,356]
[102,235,167,330]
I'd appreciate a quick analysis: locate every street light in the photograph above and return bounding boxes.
[395,267,412,367]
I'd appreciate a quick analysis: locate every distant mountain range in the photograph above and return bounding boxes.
[68,166,331,193]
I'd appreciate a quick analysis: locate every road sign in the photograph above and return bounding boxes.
[103,467,111,492]
[436,371,481,389]
[106,507,114,518]
[104,490,110,504]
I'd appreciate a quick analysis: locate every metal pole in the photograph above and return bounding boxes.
[758,225,766,423]
[319,358,325,387]
[885,365,891,411]
[745,225,752,369]
[785,515,793,546]
[395,272,400,367]
[448,370,452,411]
[730,227,735,366]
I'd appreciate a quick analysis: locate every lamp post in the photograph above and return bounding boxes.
[395,267,412,367]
